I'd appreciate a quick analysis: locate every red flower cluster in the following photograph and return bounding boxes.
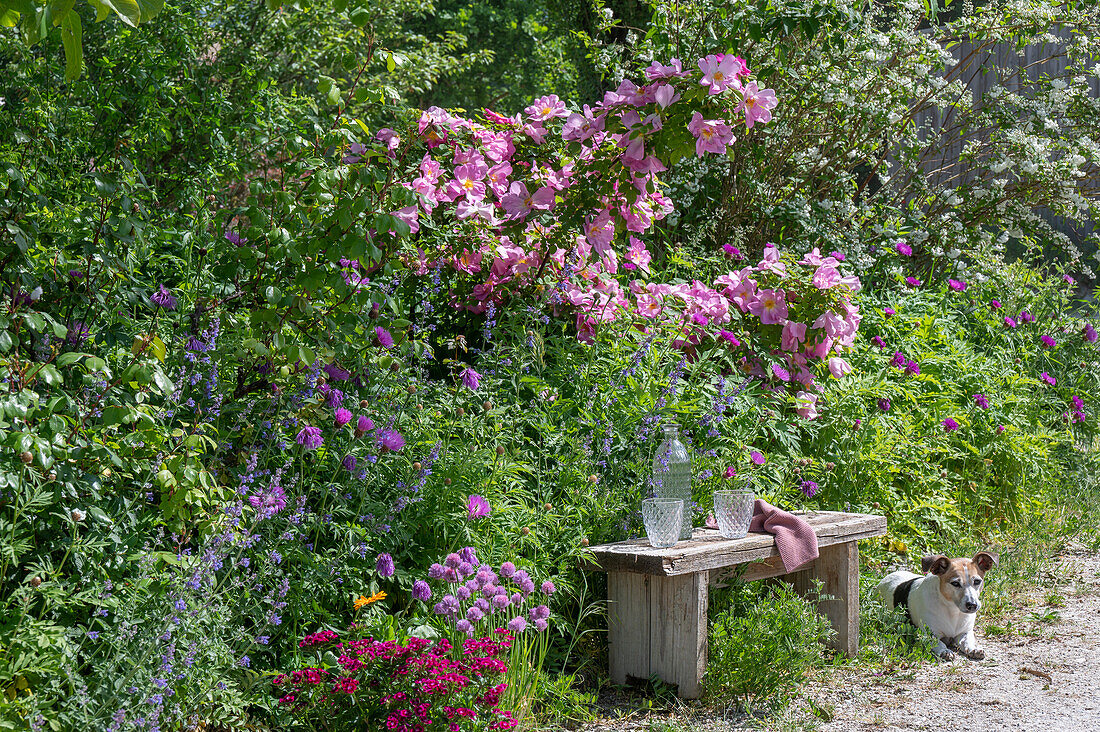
[274,630,518,730]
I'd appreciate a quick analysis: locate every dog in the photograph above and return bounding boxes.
[877,552,997,661]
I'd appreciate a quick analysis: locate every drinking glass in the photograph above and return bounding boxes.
[642,498,684,548]
[713,489,754,539]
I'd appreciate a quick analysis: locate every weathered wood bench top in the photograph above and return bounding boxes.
[587,510,887,576]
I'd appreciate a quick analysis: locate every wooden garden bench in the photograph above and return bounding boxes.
[585,510,888,698]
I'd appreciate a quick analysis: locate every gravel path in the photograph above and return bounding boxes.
[579,549,1100,732]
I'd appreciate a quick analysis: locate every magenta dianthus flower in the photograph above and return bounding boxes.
[296,425,323,449]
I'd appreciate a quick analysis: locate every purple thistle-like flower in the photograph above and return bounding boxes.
[460,367,481,390]
[150,284,177,311]
[895,241,913,256]
[719,330,741,347]
[334,408,353,427]
[878,397,891,412]
[948,279,967,292]
[884,307,896,317]
[750,450,765,465]
[1083,324,1098,343]
[973,393,990,409]
[323,363,351,381]
[466,494,490,519]
[800,480,819,498]
[375,553,395,578]
[1073,395,1084,411]
[1041,371,1056,386]
[771,363,790,382]
[905,360,920,376]
[905,276,922,288]
[891,351,906,368]
[1004,316,1017,328]
[374,327,394,349]
[942,417,959,432]
[1020,310,1035,324]
[225,230,246,246]
[996,424,1005,434]
[355,416,374,435]
[295,426,323,449]
[1040,334,1056,349]
[412,580,432,601]
[377,429,405,452]
[871,336,885,349]
[991,299,1002,309]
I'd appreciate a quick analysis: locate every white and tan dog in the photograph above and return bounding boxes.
[877,552,997,661]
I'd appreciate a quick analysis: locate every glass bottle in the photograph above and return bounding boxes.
[651,422,693,540]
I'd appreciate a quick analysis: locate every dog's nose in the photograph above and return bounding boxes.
[965,601,978,612]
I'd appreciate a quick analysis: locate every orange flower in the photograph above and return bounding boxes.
[354,591,386,610]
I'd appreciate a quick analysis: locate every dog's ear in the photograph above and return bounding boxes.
[973,551,998,572]
[921,555,951,575]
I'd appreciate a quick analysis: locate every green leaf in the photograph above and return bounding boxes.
[37,364,62,386]
[60,9,81,81]
[0,331,11,352]
[386,53,396,72]
[56,352,86,366]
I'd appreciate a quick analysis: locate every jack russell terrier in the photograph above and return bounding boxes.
[877,552,997,661]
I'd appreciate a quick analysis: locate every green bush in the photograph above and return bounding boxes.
[704,581,833,709]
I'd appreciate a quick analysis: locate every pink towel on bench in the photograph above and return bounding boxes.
[747,499,819,573]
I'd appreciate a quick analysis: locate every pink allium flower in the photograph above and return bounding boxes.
[687,112,735,156]
[895,241,913,256]
[738,81,778,128]
[508,616,527,633]
[466,494,490,519]
[1040,334,1056,349]
[296,425,323,449]
[540,581,556,595]
[942,417,959,432]
[697,54,741,94]
[334,408,352,427]
[460,367,481,390]
[948,279,967,291]
[747,288,788,324]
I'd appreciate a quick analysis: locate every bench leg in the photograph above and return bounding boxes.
[804,542,859,656]
[608,570,709,698]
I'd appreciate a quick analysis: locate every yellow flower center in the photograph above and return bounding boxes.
[714,71,725,82]
[462,179,475,189]
[764,297,776,310]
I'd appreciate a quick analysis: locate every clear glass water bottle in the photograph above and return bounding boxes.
[651,423,693,540]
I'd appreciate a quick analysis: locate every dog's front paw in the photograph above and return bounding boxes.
[938,649,957,662]
[964,647,986,661]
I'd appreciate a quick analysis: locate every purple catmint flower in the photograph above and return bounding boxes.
[460,367,481,390]
[499,561,516,578]
[507,616,527,633]
[334,408,352,427]
[466,494,490,519]
[942,417,959,432]
[377,430,405,452]
[296,426,323,449]
[749,450,765,465]
[800,480,819,498]
[341,454,357,472]
[375,553,395,578]
[412,580,432,601]
[540,580,556,595]
[1040,334,1056,349]
[878,398,891,412]
[374,326,394,349]
[150,284,177,310]
[973,393,989,409]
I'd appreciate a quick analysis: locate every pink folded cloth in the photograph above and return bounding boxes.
[747,499,819,573]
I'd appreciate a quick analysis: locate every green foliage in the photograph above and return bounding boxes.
[705,580,833,708]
